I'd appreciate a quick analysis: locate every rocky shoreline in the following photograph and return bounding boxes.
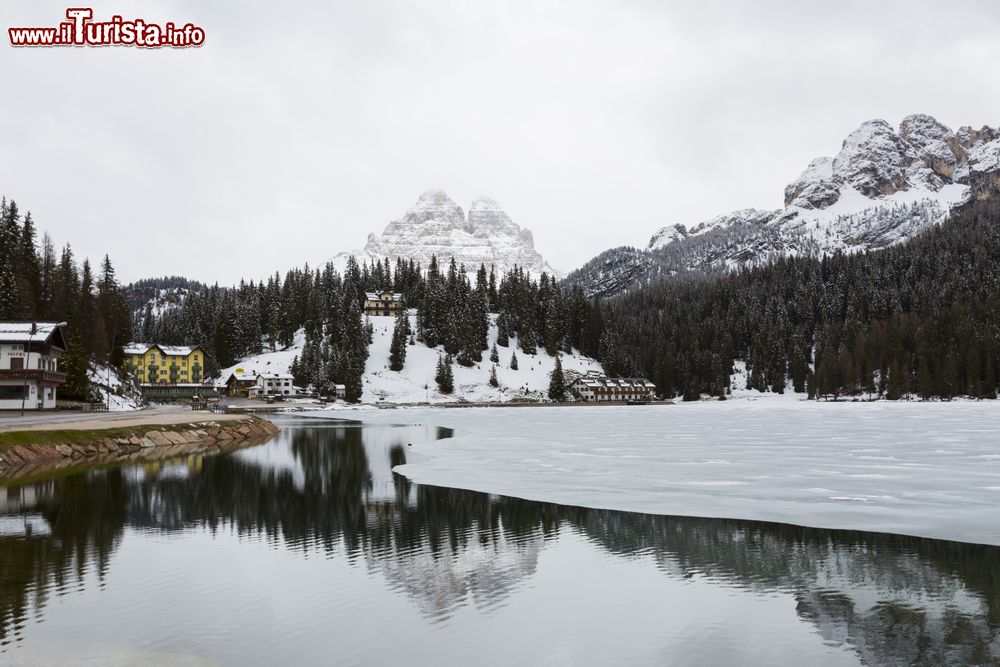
[0,416,280,480]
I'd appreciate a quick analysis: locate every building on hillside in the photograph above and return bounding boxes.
[570,372,656,403]
[0,322,68,410]
[224,370,258,397]
[256,373,296,396]
[123,343,205,385]
[332,384,346,400]
[363,290,404,317]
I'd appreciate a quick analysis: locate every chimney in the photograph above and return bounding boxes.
[30,322,37,335]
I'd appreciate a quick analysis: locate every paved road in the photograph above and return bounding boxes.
[0,405,248,432]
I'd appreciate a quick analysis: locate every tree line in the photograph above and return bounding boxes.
[596,196,1000,401]
[144,254,600,401]
[0,197,132,400]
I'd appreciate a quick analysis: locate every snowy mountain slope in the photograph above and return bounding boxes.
[363,313,601,403]
[215,329,307,383]
[568,114,1000,298]
[125,277,205,320]
[647,208,778,249]
[216,314,603,403]
[332,190,561,278]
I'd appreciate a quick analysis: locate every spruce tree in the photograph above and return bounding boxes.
[510,350,518,370]
[490,343,499,363]
[60,325,92,401]
[548,355,565,400]
[389,310,409,371]
[489,364,499,388]
[435,354,454,394]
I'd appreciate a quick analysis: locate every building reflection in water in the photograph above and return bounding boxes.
[0,417,998,664]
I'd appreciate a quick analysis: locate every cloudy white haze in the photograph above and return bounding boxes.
[3,0,999,284]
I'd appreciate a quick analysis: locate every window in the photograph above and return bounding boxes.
[0,386,26,400]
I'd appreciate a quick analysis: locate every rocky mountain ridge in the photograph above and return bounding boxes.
[566,114,1000,298]
[333,190,560,277]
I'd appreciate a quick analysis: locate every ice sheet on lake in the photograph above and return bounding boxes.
[313,401,1000,546]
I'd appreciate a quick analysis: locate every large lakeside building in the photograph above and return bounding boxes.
[123,343,205,385]
[0,322,67,410]
[570,372,656,403]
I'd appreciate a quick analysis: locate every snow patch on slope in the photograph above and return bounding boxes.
[88,362,143,411]
[215,315,603,404]
[362,313,602,403]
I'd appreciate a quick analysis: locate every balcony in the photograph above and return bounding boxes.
[0,369,68,384]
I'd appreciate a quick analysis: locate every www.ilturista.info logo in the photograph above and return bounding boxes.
[9,8,205,48]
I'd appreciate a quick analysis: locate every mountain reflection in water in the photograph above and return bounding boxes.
[0,416,998,665]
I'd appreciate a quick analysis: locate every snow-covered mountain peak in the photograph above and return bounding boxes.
[401,189,466,227]
[467,194,523,239]
[832,118,912,198]
[332,191,560,277]
[570,113,1000,298]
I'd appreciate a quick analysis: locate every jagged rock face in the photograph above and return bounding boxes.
[649,208,777,250]
[833,119,913,197]
[568,113,1000,299]
[339,190,560,277]
[968,140,1000,200]
[647,224,688,248]
[900,113,964,183]
[784,157,840,209]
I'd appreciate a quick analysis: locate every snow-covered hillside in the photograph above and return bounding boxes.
[332,190,561,278]
[567,114,1000,298]
[217,314,603,404]
[88,362,144,411]
[363,314,601,403]
[216,329,307,382]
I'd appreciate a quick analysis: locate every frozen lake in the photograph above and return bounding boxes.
[333,401,1000,546]
[3,416,998,665]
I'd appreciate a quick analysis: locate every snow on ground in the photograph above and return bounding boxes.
[363,313,602,403]
[88,362,143,411]
[726,359,818,401]
[215,329,307,383]
[217,314,603,403]
[315,401,1000,546]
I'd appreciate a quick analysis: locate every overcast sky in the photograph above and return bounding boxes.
[3,0,999,284]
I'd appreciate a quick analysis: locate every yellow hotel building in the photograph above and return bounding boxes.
[123,343,205,384]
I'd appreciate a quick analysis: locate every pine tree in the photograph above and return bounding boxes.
[510,350,518,370]
[60,325,92,401]
[389,310,409,371]
[496,313,510,347]
[435,354,454,393]
[489,364,499,388]
[490,343,499,363]
[548,355,565,400]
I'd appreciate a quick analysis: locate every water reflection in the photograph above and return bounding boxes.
[0,417,998,664]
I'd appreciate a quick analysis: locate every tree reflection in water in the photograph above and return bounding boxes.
[0,419,998,664]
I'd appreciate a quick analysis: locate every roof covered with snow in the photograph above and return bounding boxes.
[364,291,403,302]
[0,322,67,344]
[123,343,200,356]
[571,375,656,390]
